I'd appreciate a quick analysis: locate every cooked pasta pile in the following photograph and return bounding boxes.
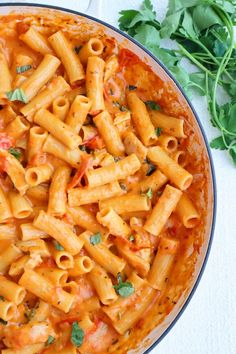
[0,12,204,354]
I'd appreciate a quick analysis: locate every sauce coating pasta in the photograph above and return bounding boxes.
[0,11,210,354]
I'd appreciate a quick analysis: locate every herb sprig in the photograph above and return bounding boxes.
[119,0,236,165]
[113,272,134,297]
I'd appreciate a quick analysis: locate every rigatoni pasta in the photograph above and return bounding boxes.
[0,12,206,354]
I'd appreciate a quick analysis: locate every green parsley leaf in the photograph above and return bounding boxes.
[128,85,137,91]
[16,65,32,74]
[129,235,135,242]
[6,88,28,103]
[145,101,160,110]
[145,188,153,199]
[146,162,156,176]
[0,296,5,301]
[155,127,162,137]
[113,273,134,298]
[9,147,21,160]
[210,136,227,150]
[45,335,55,346]
[71,321,84,347]
[0,319,7,325]
[90,232,102,245]
[54,242,64,251]
[79,145,87,151]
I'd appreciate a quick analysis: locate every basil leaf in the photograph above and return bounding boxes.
[129,235,135,242]
[113,273,134,298]
[9,147,21,160]
[145,100,160,110]
[16,65,32,74]
[155,127,162,137]
[145,188,153,199]
[6,88,28,103]
[54,242,64,251]
[71,321,84,347]
[45,335,55,346]
[90,232,101,245]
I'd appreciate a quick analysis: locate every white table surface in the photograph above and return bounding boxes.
[4,1,236,353]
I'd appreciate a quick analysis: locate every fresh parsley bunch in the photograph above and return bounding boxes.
[119,0,236,165]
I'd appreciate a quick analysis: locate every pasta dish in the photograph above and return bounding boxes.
[0,10,210,354]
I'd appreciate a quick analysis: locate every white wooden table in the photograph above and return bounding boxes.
[5,1,236,353]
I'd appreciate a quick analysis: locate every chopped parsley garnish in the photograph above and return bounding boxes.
[6,88,28,103]
[145,188,153,199]
[74,46,82,54]
[90,232,102,245]
[16,65,32,74]
[145,101,160,110]
[9,147,21,160]
[146,161,156,176]
[129,235,135,242]
[113,272,134,298]
[128,85,137,91]
[71,321,84,347]
[0,319,7,325]
[45,335,55,346]
[155,127,162,137]
[54,242,64,251]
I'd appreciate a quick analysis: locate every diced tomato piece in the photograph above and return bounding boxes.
[0,133,14,150]
[16,22,30,35]
[67,155,93,190]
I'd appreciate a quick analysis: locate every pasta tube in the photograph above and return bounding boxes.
[144,184,182,236]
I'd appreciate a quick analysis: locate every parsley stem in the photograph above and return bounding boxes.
[178,44,214,78]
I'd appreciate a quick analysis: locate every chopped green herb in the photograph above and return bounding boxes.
[0,296,5,301]
[118,0,236,166]
[16,65,32,74]
[71,321,84,347]
[54,242,64,251]
[146,162,156,176]
[6,88,28,103]
[128,85,137,91]
[155,127,162,137]
[45,335,55,346]
[90,232,102,245]
[74,46,82,54]
[145,188,153,199]
[113,272,134,298]
[145,101,160,110]
[9,147,21,160]
[0,319,7,325]
[129,235,135,242]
